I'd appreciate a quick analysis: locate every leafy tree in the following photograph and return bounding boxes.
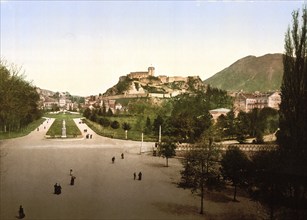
[98,117,110,127]
[224,110,236,138]
[110,120,120,130]
[144,116,152,134]
[250,151,283,220]
[107,108,113,116]
[83,108,91,119]
[234,111,250,143]
[0,60,41,133]
[153,115,164,135]
[179,132,222,214]
[276,6,307,218]
[220,146,250,201]
[110,120,120,138]
[158,141,176,167]
[89,113,98,122]
[122,122,131,139]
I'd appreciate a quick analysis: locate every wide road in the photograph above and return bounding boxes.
[0,118,261,220]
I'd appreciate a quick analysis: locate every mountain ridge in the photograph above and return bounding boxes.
[204,53,283,92]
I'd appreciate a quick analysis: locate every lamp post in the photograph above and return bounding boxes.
[158,125,161,143]
[140,132,143,154]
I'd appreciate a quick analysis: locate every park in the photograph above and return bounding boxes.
[0,116,262,220]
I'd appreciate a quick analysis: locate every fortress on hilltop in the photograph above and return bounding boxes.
[127,66,196,83]
[127,66,155,79]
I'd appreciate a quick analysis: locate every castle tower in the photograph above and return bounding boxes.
[148,66,155,76]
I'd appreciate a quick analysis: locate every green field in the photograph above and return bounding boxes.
[45,113,82,138]
[84,118,158,142]
[0,118,46,140]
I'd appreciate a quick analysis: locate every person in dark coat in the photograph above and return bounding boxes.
[54,183,58,194]
[138,172,142,181]
[121,153,124,159]
[56,184,62,195]
[112,156,115,163]
[70,176,76,185]
[18,205,25,219]
[133,172,136,180]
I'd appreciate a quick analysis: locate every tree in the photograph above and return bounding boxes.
[144,116,152,134]
[122,122,131,139]
[0,60,41,133]
[234,111,250,143]
[250,151,283,220]
[110,120,120,138]
[220,146,250,201]
[111,120,120,129]
[83,108,91,119]
[276,6,307,218]
[107,108,113,116]
[158,141,176,167]
[153,115,164,135]
[179,132,222,214]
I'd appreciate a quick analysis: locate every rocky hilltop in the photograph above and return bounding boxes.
[204,53,283,92]
[103,67,205,98]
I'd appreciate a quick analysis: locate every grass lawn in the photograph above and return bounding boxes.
[0,118,46,140]
[84,118,158,142]
[45,112,82,138]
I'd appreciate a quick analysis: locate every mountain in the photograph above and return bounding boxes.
[204,53,283,92]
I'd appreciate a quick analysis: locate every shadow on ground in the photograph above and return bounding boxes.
[152,202,199,215]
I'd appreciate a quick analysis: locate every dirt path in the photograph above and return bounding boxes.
[0,118,264,220]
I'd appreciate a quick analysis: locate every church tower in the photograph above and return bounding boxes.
[148,66,155,76]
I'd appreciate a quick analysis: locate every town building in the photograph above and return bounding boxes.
[234,91,281,113]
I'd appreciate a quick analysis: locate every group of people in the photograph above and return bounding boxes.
[112,153,125,163]
[53,183,62,195]
[134,172,143,180]
[54,169,76,195]
[85,134,92,139]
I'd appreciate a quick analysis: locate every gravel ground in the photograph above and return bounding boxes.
[0,118,263,220]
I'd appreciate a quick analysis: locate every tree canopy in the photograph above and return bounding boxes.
[0,61,42,133]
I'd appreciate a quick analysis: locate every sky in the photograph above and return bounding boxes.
[0,0,305,96]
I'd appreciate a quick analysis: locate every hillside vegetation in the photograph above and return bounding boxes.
[204,53,283,92]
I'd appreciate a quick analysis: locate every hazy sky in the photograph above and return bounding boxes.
[0,1,305,96]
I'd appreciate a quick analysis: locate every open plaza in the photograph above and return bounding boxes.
[0,119,263,220]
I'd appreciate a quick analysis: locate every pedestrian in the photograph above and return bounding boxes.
[18,205,25,219]
[112,156,115,163]
[70,169,73,176]
[54,183,58,194]
[133,172,136,180]
[56,184,62,195]
[70,176,76,185]
[138,172,142,181]
[121,153,124,159]
[90,134,92,139]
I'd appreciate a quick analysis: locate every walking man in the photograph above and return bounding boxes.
[112,156,115,163]
[18,205,25,219]
[70,176,76,185]
[54,183,58,194]
[133,172,136,180]
[138,172,142,181]
[121,153,124,159]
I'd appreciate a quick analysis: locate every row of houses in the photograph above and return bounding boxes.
[210,91,281,120]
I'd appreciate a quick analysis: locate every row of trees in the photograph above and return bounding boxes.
[0,61,42,133]
[215,107,279,143]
